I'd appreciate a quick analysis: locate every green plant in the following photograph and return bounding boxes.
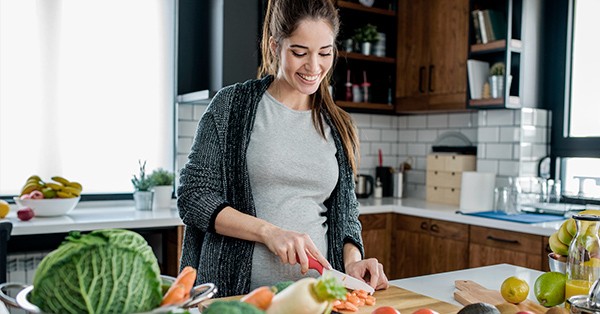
[353,24,379,43]
[490,62,506,76]
[29,229,162,313]
[149,168,175,186]
[131,160,152,191]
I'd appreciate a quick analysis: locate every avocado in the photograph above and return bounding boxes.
[457,302,501,314]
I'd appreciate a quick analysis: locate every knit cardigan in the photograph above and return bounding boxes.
[177,75,364,297]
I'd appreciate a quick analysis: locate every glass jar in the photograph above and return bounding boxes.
[566,214,600,302]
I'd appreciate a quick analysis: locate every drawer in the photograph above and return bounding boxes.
[426,186,460,205]
[426,170,462,188]
[427,154,476,172]
[470,225,542,254]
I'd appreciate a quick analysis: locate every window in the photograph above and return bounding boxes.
[547,0,600,201]
[0,0,176,198]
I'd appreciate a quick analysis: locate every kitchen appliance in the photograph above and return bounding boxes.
[355,174,374,198]
[376,166,394,197]
[307,255,375,295]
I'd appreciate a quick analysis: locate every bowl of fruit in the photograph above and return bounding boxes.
[13,175,82,218]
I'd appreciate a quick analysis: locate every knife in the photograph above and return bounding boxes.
[306,255,375,295]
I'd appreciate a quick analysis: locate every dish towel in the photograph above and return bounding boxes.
[459,210,566,224]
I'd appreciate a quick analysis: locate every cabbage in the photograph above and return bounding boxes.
[30,229,163,314]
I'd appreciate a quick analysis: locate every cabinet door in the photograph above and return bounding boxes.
[393,214,432,278]
[426,0,469,110]
[469,226,543,270]
[395,0,430,111]
[359,213,392,275]
[429,219,469,274]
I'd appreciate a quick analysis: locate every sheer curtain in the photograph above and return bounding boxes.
[0,0,176,196]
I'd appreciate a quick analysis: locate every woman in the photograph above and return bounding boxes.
[177,0,389,297]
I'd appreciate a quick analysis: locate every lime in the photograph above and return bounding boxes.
[500,276,529,304]
[534,271,566,307]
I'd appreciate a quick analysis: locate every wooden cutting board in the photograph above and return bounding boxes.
[202,286,461,313]
[454,280,547,314]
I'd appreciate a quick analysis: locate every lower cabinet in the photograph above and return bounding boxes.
[359,213,393,276]
[392,214,469,279]
[468,226,544,270]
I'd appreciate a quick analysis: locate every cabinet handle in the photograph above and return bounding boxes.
[430,224,439,233]
[545,243,553,253]
[420,221,429,230]
[419,66,426,93]
[487,235,519,244]
[428,65,435,92]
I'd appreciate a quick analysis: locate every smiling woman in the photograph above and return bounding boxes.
[0,0,176,197]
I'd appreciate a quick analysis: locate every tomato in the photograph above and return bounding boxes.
[412,309,440,314]
[371,306,401,314]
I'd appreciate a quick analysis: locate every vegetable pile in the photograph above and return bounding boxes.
[30,229,163,314]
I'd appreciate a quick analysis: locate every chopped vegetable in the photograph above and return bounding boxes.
[29,229,163,314]
[266,276,347,314]
[272,280,294,294]
[161,266,198,306]
[241,286,275,310]
[333,289,376,312]
[203,300,265,314]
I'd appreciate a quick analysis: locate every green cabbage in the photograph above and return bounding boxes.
[30,229,163,314]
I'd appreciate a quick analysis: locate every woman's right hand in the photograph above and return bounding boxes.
[262,226,331,274]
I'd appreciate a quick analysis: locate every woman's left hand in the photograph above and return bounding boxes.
[345,258,389,290]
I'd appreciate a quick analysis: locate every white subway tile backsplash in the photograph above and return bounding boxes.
[178,138,194,154]
[460,128,478,144]
[533,144,548,159]
[178,121,200,138]
[398,130,418,142]
[407,143,427,156]
[427,114,449,128]
[371,143,392,156]
[372,115,393,129]
[351,113,371,127]
[417,130,438,142]
[478,111,488,127]
[406,169,426,184]
[513,144,520,160]
[520,143,532,160]
[359,142,371,160]
[397,116,408,128]
[397,143,408,155]
[520,161,538,177]
[359,128,381,141]
[487,110,515,126]
[486,144,513,159]
[448,113,473,127]
[178,105,193,120]
[533,109,548,127]
[358,156,377,171]
[479,127,500,142]
[477,144,486,159]
[408,115,427,128]
[521,108,534,126]
[477,160,499,173]
[520,126,537,143]
[193,104,209,121]
[500,126,520,142]
[381,129,398,142]
[415,157,427,170]
[498,160,519,176]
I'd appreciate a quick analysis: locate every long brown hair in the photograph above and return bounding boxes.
[258,0,360,174]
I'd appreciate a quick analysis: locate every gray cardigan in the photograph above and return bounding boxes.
[177,75,364,297]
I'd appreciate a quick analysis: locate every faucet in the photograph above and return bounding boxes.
[573,176,600,197]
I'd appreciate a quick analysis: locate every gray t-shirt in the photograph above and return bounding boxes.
[247,92,339,289]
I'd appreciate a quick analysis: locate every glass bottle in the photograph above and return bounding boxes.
[566,214,600,302]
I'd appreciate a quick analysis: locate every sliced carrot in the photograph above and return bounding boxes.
[161,266,198,306]
[344,301,359,312]
[240,286,275,310]
[347,293,360,305]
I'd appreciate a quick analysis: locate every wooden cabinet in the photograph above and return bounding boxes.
[469,225,544,270]
[393,214,469,279]
[359,213,393,275]
[333,1,397,113]
[396,0,470,113]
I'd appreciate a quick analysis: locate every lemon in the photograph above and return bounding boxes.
[0,200,9,218]
[534,271,566,307]
[500,276,529,304]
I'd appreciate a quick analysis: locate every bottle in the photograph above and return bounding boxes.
[566,214,600,302]
[374,177,383,199]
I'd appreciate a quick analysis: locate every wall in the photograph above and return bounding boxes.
[177,104,549,199]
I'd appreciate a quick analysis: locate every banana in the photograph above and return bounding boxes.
[45,182,64,191]
[67,181,83,191]
[51,176,70,185]
[565,218,577,237]
[63,186,81,196]
[56,191,76,198]
[557,221,574,246]
[549,232,569,256]
[20,182,41,196]
[27,175,41,182]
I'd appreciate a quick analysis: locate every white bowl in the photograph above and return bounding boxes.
[13,196,80,217]
[549,252,567,273]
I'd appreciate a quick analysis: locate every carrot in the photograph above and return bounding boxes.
[160,266,197,306]
[240,286,276,310]
[344,301,359,312]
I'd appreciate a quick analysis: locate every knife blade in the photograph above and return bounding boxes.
[307,255,375,295]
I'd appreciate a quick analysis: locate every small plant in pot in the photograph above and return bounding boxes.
[489,62,506,98]
[149,168,175,209]
[131,160,153,211]
[353,24,379,55]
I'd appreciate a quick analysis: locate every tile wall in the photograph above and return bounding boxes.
[177,103,550,199]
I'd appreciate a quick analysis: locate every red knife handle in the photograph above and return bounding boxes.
[306,255,324,275]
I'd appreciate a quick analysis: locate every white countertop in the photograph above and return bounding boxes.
[3,197,563,237]
[390,263,544,306]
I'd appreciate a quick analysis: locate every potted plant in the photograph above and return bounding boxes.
[489,62,506,98]
[353,24,379,55]
[131,160,153,211]
[149,168,175,209]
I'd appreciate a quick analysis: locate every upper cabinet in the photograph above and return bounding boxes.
[466,0,542,109]
[396,0,470,113]
[333,0,398,113]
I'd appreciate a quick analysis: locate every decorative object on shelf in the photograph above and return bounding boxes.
[352,84,362,102]
[352,24,379,55]
[345,69,353,101]
[358,0,375,8]
[489,62,505,98]
[343,38,353,52]
[373,32,386,57]
[149,168,175,210]
[361,71,371,103]
[131,160,154,211]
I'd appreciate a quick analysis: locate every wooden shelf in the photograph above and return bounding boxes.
[469,96,520,107]
[337,100,394,111]
[337,1,396,16]
[470,39,522,54]
[338,51,395,63]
